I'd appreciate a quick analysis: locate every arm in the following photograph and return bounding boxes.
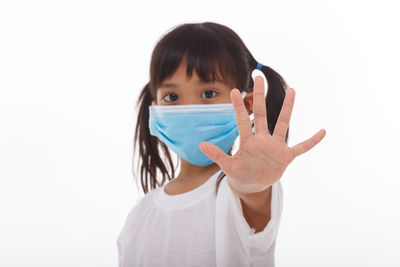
[226,180,283,259]
[238,186,272,233]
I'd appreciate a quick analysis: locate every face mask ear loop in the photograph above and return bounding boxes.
[241,91,247,100]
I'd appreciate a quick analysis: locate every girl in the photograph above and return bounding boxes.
[117,22,326,267]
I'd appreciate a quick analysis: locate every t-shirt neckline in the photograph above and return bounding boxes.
[154,169,223,210]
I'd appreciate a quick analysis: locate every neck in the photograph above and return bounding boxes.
[176,161,220,182]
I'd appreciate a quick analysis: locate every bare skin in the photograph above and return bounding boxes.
[151,60,254,195]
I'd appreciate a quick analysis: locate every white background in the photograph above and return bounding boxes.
[1,0,399,266]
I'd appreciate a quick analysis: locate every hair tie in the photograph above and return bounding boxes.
[256,63,263,70]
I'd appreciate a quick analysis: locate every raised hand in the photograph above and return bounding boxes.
[199,76,326,196]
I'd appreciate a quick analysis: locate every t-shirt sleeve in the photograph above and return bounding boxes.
[228,180,283,258]
[116,196,146,266]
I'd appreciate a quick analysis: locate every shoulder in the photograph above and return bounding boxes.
[133,185,162,208]
[117,185,165,246]
[124,185,163,220]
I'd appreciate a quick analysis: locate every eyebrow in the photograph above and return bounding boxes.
[159,79,226,89]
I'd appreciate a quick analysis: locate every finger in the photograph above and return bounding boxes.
[291,129,326,158]
[199,141,233,172]
[231,88,253,144]
[273,88,295,142]
[253,76,269,135]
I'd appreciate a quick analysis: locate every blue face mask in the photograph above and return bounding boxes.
[149,91,248,166]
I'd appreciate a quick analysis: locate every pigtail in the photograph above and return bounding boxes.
[133,82,176,195]
[257,63,290,143]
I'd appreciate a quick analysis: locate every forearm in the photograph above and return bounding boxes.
[238,186,272,233]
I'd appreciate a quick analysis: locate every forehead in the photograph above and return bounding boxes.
[159,61,230,89]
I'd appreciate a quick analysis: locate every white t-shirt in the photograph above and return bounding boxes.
[117,169,283,267]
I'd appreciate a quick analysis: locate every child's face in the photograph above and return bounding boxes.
[152,61,253,115]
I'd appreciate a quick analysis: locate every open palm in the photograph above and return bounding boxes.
[199,76,326,196]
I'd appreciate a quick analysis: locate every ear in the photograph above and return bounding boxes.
[151,99,156,106]
[242,92,254,115]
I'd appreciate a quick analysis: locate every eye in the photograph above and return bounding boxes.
[201,89,218,99]
[162,93,178,102]
[162,89,218,102]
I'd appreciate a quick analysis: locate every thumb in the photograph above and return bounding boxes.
[199,142,231,170]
